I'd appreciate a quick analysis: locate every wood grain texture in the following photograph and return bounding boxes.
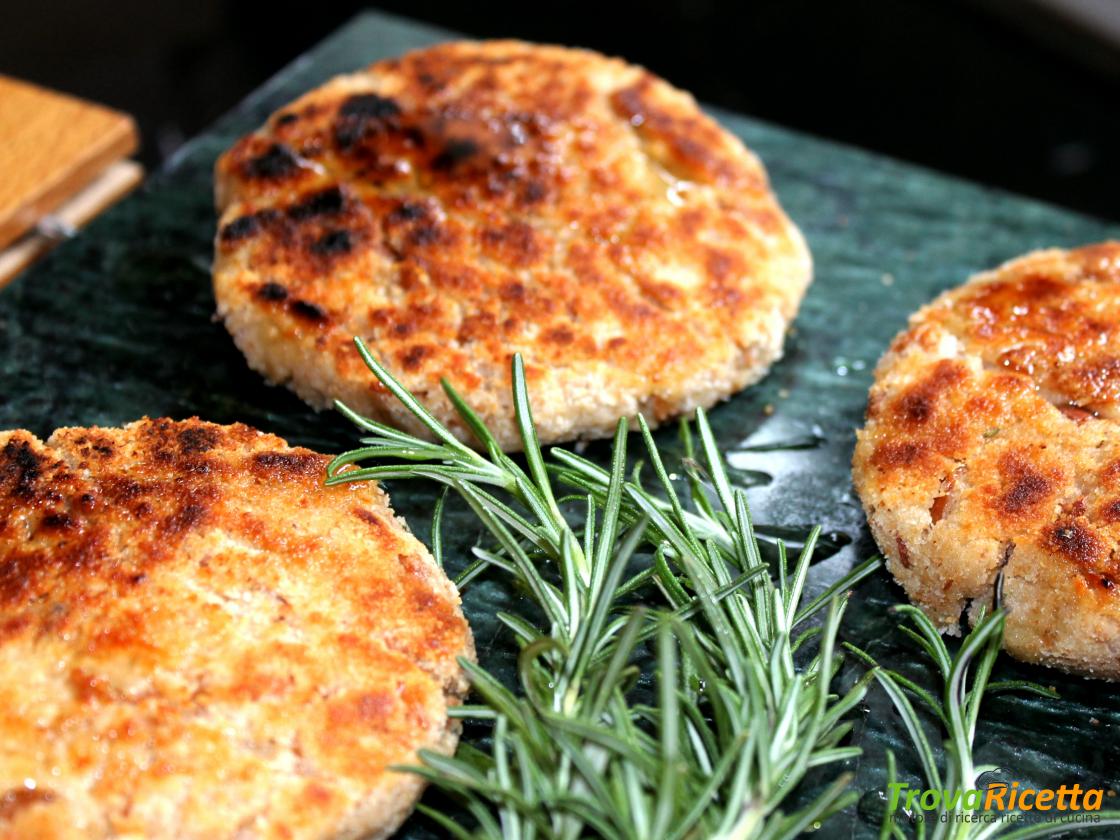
[0,160,142,287]
[0,75,138,250]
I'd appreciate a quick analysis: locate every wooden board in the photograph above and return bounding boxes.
[0,160,143,287]
[0,12,1118,839]
[0,75,138,251]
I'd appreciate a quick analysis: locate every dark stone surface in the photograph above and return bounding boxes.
[1,11,1117,838]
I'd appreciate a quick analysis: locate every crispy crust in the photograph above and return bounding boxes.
[853,243,1120,679]
[0,418,473,838]
[212,40,811,451]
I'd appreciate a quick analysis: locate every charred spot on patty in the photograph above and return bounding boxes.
[311,229,352,256]
[994,452,1054,518]
[334,92,402,148]
[40,511,77,531]
[290,300,328,322]
[521,181,547,203]
[275,112,299,126]
[340,92,401,120]
[870,440,928,470]
[480,222,542,268]
[1044,520,1107,569]
[178,426,220,455]
[894,361,967,425]
[257,282,289,302]
[104,478,145,503]
[544,326,575,345]
[432,138,480,170]
[1,439,43,499]
[288,186,346,220]
[400,344,432,371]
[1099,498,1120,523]
[162,502,209,537]
[408,224,442,248]
[245,143,300,180]
[402,125,427,149]
[251,451,323,478]
[388,202,427,223]
[220,214,262,243]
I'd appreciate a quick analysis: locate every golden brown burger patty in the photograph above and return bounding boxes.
[853,243,1120,678]
[212,40,811,450]
[0,418,472,839]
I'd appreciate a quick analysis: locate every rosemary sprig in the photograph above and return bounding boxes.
[852,607,1120,840]
[326,338,881,839]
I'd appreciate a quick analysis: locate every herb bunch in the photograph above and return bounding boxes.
[326,339,880,839]
[851,607,1120,840]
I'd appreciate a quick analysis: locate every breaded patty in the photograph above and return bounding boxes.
[212,40,811,450]
[0,418,472,838]
[853,243,1120,678]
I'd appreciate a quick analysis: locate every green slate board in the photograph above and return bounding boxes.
[2,11,1118,838]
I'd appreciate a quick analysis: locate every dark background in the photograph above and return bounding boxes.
[2,0,1118,221]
